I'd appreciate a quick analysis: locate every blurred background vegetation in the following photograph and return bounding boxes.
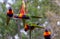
[0,0,60,39]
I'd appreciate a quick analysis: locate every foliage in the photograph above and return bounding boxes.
[0,0,60,39]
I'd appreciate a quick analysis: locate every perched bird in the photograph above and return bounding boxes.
[14,0,42,19]
[6,7,13,25]
[14,0,42,29]
[24,24,44,31]
[43,29,51,39]
[24,24,35,31]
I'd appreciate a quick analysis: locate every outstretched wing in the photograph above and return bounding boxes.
[30,24,44,29]
[31,16,42,18]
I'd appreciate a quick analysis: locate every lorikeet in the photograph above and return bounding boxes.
[24,24,44,31]
[14,0,42,19]
[24,24,35,31]
[6,7,13,25]
[14,0,42,29]
[43,29,51,39]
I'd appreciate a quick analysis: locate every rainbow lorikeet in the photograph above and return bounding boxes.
[14,0,42,19]
[43,29,51,39]
[14,0,42,28]
[24,24,44,31]
[6,7,13,25]
[24,24,35,31]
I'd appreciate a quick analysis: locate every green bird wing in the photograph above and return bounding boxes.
[26,14,42,18]
[31,16,42,18]
[30,24,44,29]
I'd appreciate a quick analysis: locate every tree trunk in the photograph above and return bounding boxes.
[4,33,9,39]
[18,24,22,39]
[12,36,15,39]
[16,20,22,39]
[29,30,31,39]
